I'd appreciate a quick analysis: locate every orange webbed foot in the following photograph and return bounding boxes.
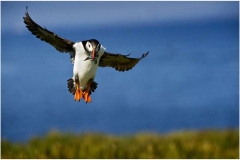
[74,82,83,101]
[83,84,92,103]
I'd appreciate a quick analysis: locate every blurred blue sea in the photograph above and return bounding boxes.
[1,1,239,142]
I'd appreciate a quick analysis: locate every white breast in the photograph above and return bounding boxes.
[73,42,105,90]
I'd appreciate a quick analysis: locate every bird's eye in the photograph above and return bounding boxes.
[86,42,92,50]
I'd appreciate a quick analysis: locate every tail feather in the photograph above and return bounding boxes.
[90,81,98,94]
[67,78,98,95]
[67,78,76,95]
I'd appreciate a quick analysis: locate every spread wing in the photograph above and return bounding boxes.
[99,51,149,72]
[23,7,75,53]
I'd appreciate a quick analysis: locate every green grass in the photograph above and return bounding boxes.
[1,129,239,158]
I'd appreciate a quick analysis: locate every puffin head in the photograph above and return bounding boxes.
[83,39,101,61]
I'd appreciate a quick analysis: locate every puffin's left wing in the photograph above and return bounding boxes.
[23,7,75,53]
[99,51,149,72]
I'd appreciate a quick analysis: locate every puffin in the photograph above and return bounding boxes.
[23,7,149,103]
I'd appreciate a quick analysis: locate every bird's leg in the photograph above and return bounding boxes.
[74,80,83,101]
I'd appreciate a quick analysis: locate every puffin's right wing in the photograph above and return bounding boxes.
[23,7,75,53]
[99,51,149,72]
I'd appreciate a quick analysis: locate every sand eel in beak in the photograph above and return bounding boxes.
[23,7,149,103]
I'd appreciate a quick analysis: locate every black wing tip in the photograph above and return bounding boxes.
[25,6,29,15]
[142,51,149,58]
[124,53,131,57]
[24,6,30,20]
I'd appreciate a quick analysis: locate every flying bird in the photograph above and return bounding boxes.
[23,7,149,103]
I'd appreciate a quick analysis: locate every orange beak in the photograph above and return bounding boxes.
[92,48,96,60]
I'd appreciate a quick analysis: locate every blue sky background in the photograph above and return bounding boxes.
[1,1,239,142]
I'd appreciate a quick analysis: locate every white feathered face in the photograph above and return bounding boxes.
[84,39,101,60]
[85,41,101,53]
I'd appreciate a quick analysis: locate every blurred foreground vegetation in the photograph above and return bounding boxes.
[1,129,239,159]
